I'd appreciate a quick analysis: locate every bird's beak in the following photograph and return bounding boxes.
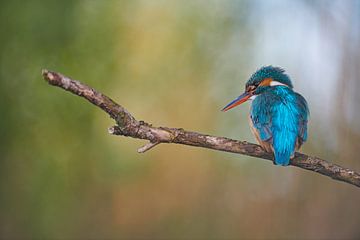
[221,92,251,112]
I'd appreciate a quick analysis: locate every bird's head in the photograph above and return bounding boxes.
[222,66,293,111]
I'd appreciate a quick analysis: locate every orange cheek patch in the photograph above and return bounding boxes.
[260,78,273,86]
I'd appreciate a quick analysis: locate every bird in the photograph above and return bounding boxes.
[222,66,309,166]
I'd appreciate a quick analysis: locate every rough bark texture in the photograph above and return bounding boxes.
[42,69,360,188]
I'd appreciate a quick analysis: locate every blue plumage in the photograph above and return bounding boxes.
[251,86,308,165]
[222,66,309,166]
[247,66,293,89]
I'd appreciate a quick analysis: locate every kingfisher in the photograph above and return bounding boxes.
[222,66,309,166]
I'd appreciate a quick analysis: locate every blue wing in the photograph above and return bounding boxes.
[250,94,273,142]
[250,87,309,166]
[295,92,309,145]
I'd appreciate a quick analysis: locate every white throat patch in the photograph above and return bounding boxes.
[249,95,257,100]
[270,81,288,87]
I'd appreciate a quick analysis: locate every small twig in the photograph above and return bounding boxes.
[42,69,360,188]
[137,142,161,153]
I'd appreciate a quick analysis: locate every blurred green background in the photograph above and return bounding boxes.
[1,0,360,239]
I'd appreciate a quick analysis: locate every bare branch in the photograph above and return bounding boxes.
[42,69,360,188]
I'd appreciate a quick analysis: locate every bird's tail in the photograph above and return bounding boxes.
[274,151,292,166]
[273,132,296,166]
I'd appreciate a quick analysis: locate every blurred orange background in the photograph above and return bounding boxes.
[1,0,360,239]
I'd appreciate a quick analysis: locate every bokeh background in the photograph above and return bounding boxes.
[1,0,360,239]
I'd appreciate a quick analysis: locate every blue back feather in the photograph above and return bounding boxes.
[250,86,309,165]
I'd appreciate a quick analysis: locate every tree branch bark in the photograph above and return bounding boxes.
[42,69,360,188]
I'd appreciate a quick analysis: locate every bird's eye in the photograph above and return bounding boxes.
[246,85,257,92]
